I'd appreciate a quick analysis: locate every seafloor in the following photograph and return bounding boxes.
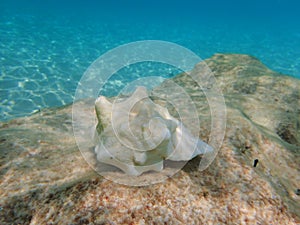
[0,54,299,224]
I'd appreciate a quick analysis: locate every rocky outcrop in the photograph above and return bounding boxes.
[0,54,299,224]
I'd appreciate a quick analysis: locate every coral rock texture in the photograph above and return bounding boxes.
[0,54,299,224]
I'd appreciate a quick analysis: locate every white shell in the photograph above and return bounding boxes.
[94,86,213,176]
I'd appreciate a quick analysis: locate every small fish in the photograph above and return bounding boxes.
[253,159,259,167]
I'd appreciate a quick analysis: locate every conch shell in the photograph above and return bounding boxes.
[94,86,213,176]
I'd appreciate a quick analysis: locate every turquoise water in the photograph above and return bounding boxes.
[0,0,299,121]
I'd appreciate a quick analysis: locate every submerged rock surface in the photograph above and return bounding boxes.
[0,54,299,224]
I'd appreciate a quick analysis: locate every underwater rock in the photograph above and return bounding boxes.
[94,86,213,176]
[0,54,299,224]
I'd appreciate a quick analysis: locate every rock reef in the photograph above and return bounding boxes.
[0,54,299,224]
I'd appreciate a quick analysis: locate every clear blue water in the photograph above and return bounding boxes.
[0,0,299,121]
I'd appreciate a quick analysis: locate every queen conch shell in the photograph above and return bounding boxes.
[94,86,213,176]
